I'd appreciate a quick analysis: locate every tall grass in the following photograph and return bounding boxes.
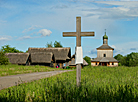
[0,64,65,76]
[0,66,138,101]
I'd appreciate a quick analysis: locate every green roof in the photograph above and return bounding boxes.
[103,32,108,39]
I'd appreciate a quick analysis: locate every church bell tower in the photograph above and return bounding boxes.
[91,29,118,67]
[103,30,108,45]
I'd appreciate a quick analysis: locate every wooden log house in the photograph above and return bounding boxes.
[28,47,71,68]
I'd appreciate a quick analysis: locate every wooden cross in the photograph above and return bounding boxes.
[63,17,95,86]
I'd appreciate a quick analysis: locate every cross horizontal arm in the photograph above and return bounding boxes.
[81,32,95,36]
[63,32,76,37]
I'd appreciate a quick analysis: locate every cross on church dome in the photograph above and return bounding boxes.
[103,29,108,39]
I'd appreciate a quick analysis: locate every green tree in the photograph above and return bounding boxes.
[1,45,23,53]
[83,56,91,66]
[120,56,127,66]
[0,51,9,65]
[114,54,124,66]
[54,41,63,47]
[117,52,138,67]
[114,54,123,62]
[46,42,53,48]
[126,52,138,67]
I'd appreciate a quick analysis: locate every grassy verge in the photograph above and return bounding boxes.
[0,64,66,76]
[0,66,138,101]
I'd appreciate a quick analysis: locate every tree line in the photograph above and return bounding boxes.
[46,41,63,48]
[114,52,138,67]
[1,42,138,67]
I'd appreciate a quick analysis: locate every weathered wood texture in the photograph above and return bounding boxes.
[97,50,113,57]
[63,17,94,47]
[76,64,81,86]
[63,17,95,86]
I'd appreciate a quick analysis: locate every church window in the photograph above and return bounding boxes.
[104,54,106,57]
[104,41,106,44]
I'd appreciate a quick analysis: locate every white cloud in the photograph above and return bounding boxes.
[38,29,52,37]
[84,1,138,20]
[51,4,68,9]
[0,36,11,41]
[0,20,7,24]
[18,29,52,40]
[18,36,33,40]
[96,1,138,8]
[83,48,97,58]
[130,48,137,50]
[0,37,9,41]
[90,49,97,55]
[22,25,42,33]
[112,41,138,56]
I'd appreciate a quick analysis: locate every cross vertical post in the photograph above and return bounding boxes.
[63,17,95,86]
[76,17,81,86]
[76,17,81,47]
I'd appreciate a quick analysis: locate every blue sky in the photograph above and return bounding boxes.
[0,0,138,58]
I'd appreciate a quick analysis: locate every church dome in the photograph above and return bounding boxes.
[103,32,108,39]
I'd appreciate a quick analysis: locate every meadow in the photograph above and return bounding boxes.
[0,64,65,76]
[0,66,138,101]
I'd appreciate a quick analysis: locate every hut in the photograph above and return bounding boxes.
[5,53,29,65]
[30,52,55,67]
[67,54,88,68]
[28,47,71,68]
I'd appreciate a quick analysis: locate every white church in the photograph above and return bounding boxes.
[91,31,118,67]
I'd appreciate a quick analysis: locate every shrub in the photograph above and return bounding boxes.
[67,66,76,69]
[1,45,23,53]
[0,51,9,65]
[83,56,91,66]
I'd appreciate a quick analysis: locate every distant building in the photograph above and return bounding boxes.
[5,47,71,68]
[65,54,88,68]
[91,31,118,66]
[5,53,29,65]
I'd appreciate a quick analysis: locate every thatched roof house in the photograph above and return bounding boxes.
[5,47,71,68]
[28,47,71,68]
[5,53,29,65]
[28,47,71,62]
[68,54,88,67]
[31,52,55,63]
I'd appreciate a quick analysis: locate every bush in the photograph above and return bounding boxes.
[0,51,9,65]
[126,52,138,67]
[1,45,23,53]
[83,56,91,66]
[114,53,138,67]
[54,41,63,47]
[67,66,76,69]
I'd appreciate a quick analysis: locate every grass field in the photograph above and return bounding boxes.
[0,66,138,101]
[0,64,65,76]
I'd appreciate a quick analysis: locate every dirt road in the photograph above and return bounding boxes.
[0,70,73,90]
